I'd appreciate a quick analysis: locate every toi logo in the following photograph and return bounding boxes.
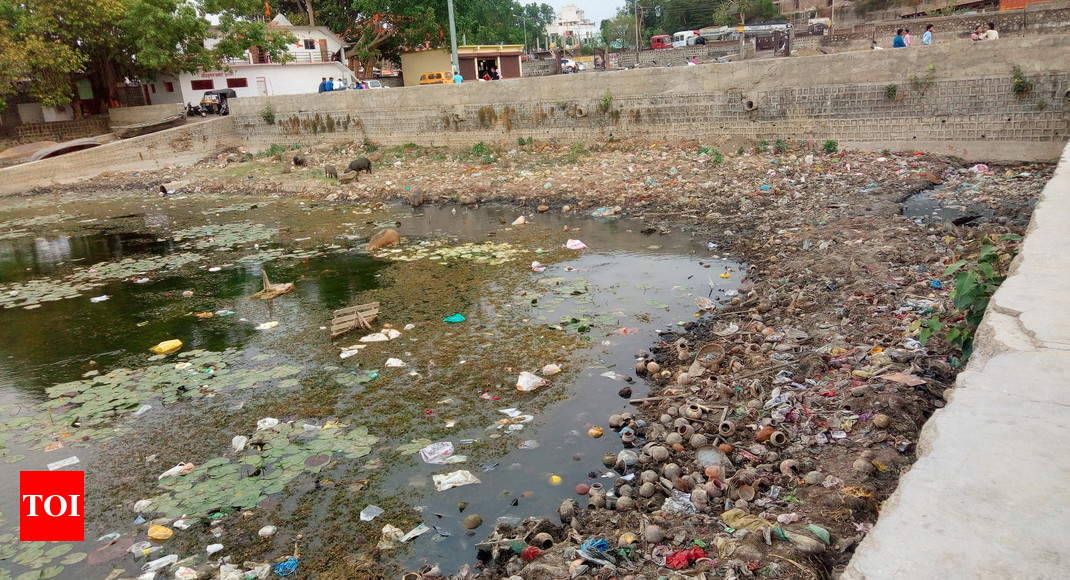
[20,471,84,541]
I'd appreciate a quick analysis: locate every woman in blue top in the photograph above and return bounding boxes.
[892,29,907,48]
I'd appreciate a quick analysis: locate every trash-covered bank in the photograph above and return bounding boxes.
[0,139,1053,578]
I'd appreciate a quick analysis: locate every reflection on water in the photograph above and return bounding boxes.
[0,194,743,577]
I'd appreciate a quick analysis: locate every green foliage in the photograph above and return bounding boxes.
[698,146,724,163]
[258,144,289,158]
[567,142,587,163]
[916,234,1021,358]
[773,139,788,154]
[755,139,769,153]
[711,0,780,27]
[0,0,296,108]
[822,140,838,154]
[517,136,534,146]
[362,138,380,153]
[462,141,496,164]
[1011,65,1034,98]
[260,105,276,125]
[598,91,613,114]
[884,84,898,101]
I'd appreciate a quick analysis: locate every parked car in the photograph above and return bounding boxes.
[419,72,454,85]
[560,59,586,73]
[362,79,388,89]
[650,34,672,50]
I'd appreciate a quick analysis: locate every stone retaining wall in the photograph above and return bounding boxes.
[0,117,233,195]
[109,103,185,127]
[229,36,1070,162]
[0,116,111,150]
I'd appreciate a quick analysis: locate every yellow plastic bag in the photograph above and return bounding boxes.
[150,339,182,355]
[147,525,173,541]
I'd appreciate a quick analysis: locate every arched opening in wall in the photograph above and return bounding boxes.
[29,139,102,161]
[742,99,757,111]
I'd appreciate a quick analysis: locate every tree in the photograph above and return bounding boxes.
[0,0,296,113]
[711,0,780,27]
[600,13,637,49]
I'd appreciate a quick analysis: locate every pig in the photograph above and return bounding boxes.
[324,165,338,179]
[366,228,400,251]
[292,154,306,166]
[348,157,372,174]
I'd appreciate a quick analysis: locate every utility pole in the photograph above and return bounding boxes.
[447,0,460,75]
[523,16,528,53]
[634,1,642,62]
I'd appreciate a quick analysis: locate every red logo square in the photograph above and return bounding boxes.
[20,471,84,541]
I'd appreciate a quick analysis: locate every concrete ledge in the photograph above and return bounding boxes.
[109,103,184,127]
[844,143,1070,579]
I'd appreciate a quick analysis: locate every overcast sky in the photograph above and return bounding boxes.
[546,0,625,25]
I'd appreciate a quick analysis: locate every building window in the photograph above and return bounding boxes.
[164,82,175,92]
[303,39,317,50]
[226,78,248,88]
[191,79,214,90]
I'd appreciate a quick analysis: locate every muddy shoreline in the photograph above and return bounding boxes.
[6,140,1053,578]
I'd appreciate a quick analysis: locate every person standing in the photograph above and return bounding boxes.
[983,22,999,40]
[922,24,934,45]
[317,77,327,93]
[452,70,463,84]
[892,29,907,48]
[326,77,334,91]
[903,29,913,46]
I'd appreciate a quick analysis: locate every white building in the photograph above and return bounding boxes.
[545,5,599,46]
[149,15,355,105]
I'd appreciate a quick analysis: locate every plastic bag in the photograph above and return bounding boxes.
[516,371,548,391]
[432,470,481,491]
[149,339,182,355]
[564,239,588,250]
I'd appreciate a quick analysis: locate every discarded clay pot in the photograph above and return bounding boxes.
[873,413,891,428]
[640,470,658,484]
[683,404,703,420]
[718,421,736,437]
[688,343,726,377]
[662,463,681,481]
[575,484,590,495]
[780,459,800,477]
[618,532,637,547]
[736,485,756,501]
[755,425,775,442]
[643,525,665,544]
[531,532,554,549]
[675,424,695,439]
[462,514,483,529]
[638,482,657,498]
[616,496,635,511]
[646,361,661,374]
[689,433,708,448]
[608,414,624,429]
[620,427,636,444]
[602,453,617,468]
[588,426,604,438]
[664,432,683,446]
[648,446,670,462]
[769,430,788,447]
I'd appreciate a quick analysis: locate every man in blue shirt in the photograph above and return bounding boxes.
[922,24,934,46]
[326,77,334,91]
[452,70,463,84]
[317,77,327,93]
[892,29,907,48]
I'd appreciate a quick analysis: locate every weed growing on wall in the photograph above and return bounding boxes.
[1011,65,1034,97]
[822,140,838,154]
[884,84,899,101]
[773,139,788,154]
[598,91,613,114]
[755,139,769,153]
[259,105,276,125]
[909,64,936,96]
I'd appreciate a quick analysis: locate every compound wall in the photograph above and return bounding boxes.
[227,36,1070,162]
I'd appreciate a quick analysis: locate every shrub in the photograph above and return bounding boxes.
[822,140,838,154]
[259,105,276,125]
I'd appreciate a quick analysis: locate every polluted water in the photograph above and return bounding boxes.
[0,191,740,577]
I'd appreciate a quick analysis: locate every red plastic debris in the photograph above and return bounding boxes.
[520,546,541,561]
[665,547,707,570]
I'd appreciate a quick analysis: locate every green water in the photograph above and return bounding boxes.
[0,192,742,577]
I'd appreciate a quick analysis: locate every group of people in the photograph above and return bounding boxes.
[889,24,935,48]
[880,22,998,49]
[317,77,370,92]
[970,23,1000,41]
[478,67,501,81]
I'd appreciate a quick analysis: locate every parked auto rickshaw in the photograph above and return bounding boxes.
[199,88,237,115]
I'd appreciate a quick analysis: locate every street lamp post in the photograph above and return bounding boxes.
[447,0,460,75]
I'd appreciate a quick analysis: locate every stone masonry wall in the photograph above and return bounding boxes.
[0,116,111,150]
[228,36,1070,163]
[0,117,234,196]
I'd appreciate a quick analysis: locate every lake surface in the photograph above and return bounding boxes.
[0,192,741,577]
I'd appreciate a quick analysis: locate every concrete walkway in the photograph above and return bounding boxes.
[844,145,1070,578]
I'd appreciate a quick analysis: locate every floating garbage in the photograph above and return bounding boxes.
[564,239,588,250]
[385,357,407,367]
[511,216,528,225]
[47,456,80,470]
[147,525,173,541]
[256,417,280,431]
[360,328,402,342]
[149,339,182,355]
[258,525,277,538]
[273,556,299,577]
[442,313,466,323]
[419,441,458,464]
[515,371,548,391]
[360,505,385,521]
[255,321,279,330]
[90,295,110,303]
[531,261,546,272]
[432,470,481,491]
